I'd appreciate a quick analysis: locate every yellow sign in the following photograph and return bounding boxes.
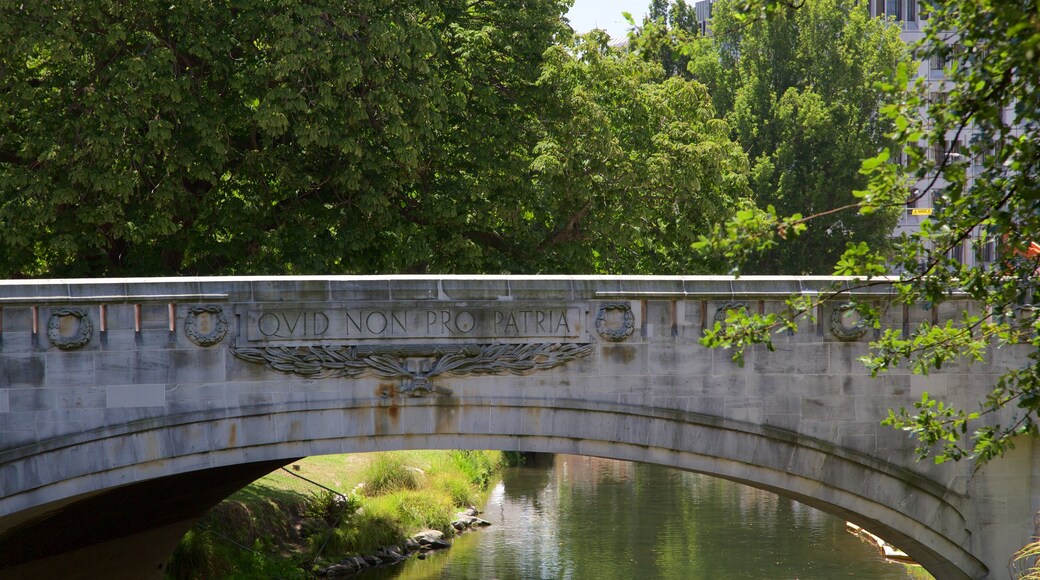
[910,208,933,216]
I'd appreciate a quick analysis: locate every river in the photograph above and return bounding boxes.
[359,454,929,579]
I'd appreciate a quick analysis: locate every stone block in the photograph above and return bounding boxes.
[754,343,829,375]
[597,344,648,376]
[789,375,842,397]
[747,374,790,396]
[505,278,576,300]
[387,279,439,301]
[801,396,855,421]
[439,279,510,301]
[0,389,7,413]
[686,394,728,417]
[724,396,763,423]
[54,386,106,410]
[252,279,330,302]
[642,300,675,341]
[106,384,166,408]
[762,395,802,416]
[761,413,801,431]
[698,375,747,397]
[329,278,392,301]
[0,330,36,353]
[648,343,713,377]
[1,307,34,334]
[0,354,44,389]
[828,344,873,376]
[42,351,95,388]
[614,414,650,446]
[682,278,735,297]
[713,347,754,375]
[910,374,945,398]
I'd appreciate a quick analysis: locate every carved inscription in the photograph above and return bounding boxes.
[244,304,584,343]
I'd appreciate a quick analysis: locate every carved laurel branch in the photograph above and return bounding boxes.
[231,343,594,396]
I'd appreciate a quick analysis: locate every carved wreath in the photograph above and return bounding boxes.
[712,302,748,331]
[185,305,229,347]
[47,307,94,350]
[232,343,594,397]
[595,302,635,342]
[830,303,869,342]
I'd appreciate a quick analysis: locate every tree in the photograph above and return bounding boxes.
[0,0,563,276]
[529,32,751,273]
[0,0,751,277]
[697,0,1040,466]
[634,0,909,274]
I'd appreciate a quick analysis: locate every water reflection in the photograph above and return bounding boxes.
[361,455,924,579]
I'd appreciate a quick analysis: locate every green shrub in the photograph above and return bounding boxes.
[305,490,360,527]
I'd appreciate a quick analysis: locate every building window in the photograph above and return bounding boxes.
[931,141,945,163]
[887,0,903,19]
[906,187,920,208]
[929,53,946,72]
[982,240,996,263]
[907,0,916,20]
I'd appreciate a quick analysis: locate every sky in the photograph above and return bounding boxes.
[566,0,650,40]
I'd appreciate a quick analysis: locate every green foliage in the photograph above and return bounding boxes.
[503,451,528,466]
[166,531,307,580]
[697,0,1040,466]
[432,472,479,508]
[638,0,908,274]
[367,490,457,534]
[304,490,360,528]
[360,454,421,495]
[0,0,570,276]
[166,529,225,580]
[448,449,503,488]
[531,32,751,273]
[0,1,750,276]
[323,510,404,557]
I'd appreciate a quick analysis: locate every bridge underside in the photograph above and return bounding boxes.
[0,400,987,579]
[0,459,289,580]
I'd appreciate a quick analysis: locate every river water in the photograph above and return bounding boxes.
[360,454,927,579]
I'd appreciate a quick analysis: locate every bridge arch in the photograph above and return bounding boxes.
[0,395,985,579]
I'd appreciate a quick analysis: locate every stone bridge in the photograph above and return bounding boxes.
[0,276,1036,579]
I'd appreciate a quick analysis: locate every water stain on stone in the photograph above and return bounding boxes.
[604,345,636,364]
[375,383,400,431]
[434,395,460,433]
[228,423,237,447]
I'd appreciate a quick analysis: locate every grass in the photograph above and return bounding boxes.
[166,450,506,578]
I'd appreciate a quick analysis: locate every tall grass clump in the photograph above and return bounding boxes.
[361,453,421,495]
[431,471,478,507]
[449,450,503,488]
[166,528,225,579]
[368,490,456,533]
[1012,539,1040,579]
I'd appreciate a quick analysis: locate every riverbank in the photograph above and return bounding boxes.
[165,450,511,579]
